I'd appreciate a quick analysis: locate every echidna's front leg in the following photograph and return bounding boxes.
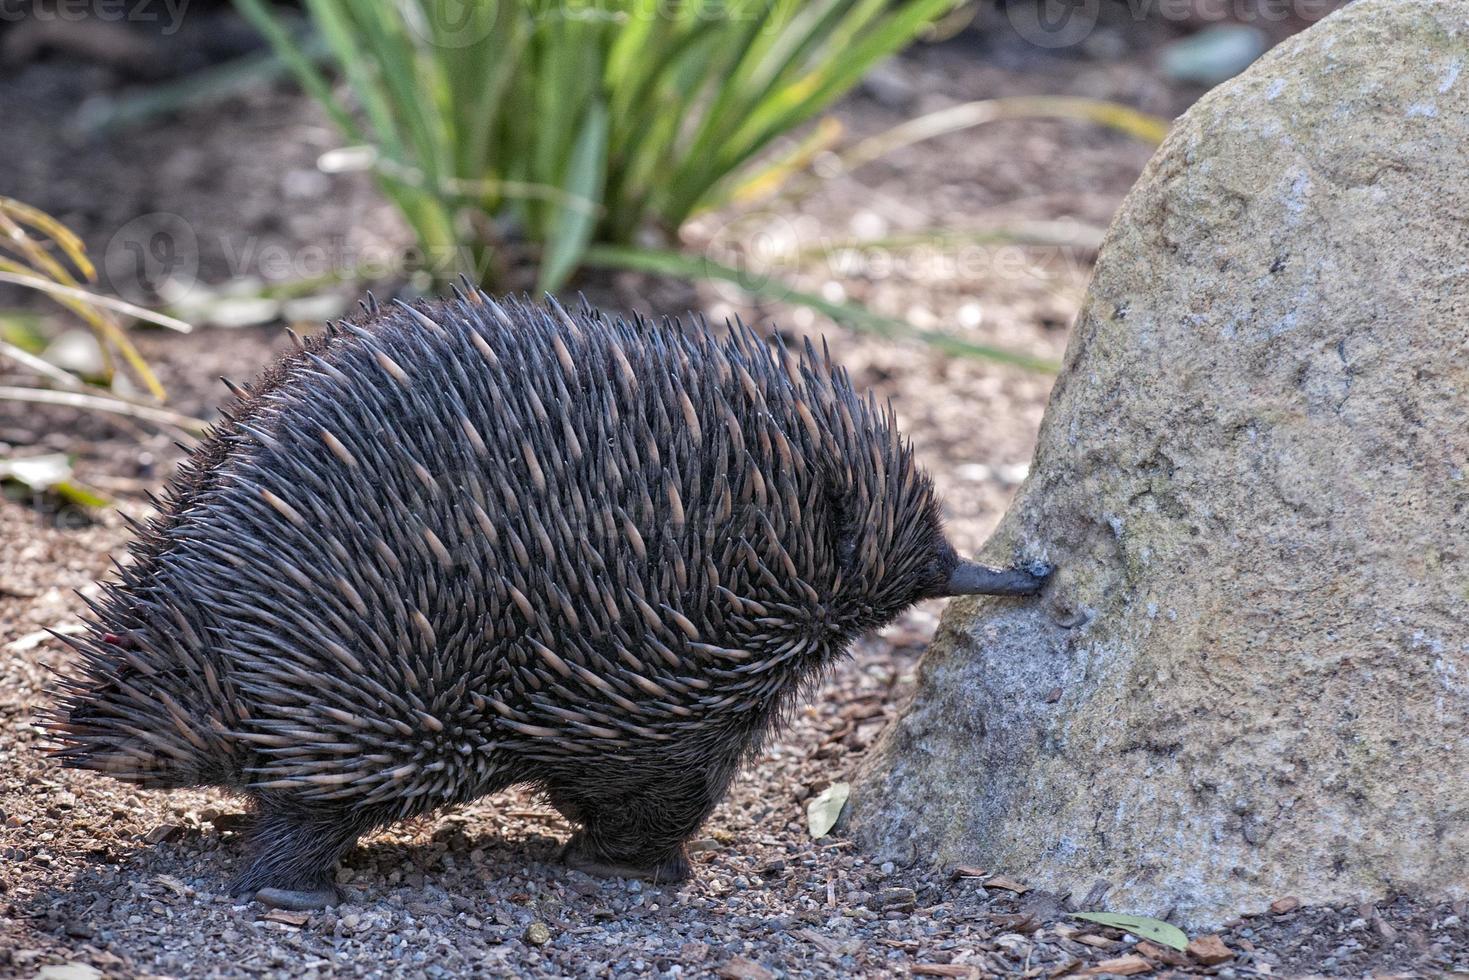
[549,771,722,883]
[230,805,367,908]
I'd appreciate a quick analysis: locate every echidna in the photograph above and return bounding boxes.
[49,293,1048,907]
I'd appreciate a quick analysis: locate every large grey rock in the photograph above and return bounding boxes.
[847,0,1469,927]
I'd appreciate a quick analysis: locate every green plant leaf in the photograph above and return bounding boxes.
[52,481,112,510]
[231,0,362,141]
[0,454,110,509]
[538,100,609,295]
[0,310,47,354]
[237,0,962,289]
[1072,912,1190,952]
[807,782,850,839]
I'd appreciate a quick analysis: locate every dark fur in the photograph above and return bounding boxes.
[48,294,972,895]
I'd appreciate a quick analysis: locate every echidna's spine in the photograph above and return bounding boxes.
[47,321,355,788]
[48,598,241,787]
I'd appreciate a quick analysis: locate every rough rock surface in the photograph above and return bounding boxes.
[847,0,1469,927]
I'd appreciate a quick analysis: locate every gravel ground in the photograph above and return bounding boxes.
[4,499,1466,979]
[2,11,1464,979]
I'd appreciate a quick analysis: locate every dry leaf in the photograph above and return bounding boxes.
[143,824,178,845]
[1134,940,1189,967]
[154,874,189,897]
[36,966,102,980]
[993,912,1041,934]
[1075,934,1119,950]
[1185,934,1234,966]
[796,928,840,955]
[1080,954,1153,976]
[981,876,1029,894]
[5,623,83,653]
[717,957,774,980]
[1072,912,1188,952]
[806,782,850,839]
[1048,957,1084,978]
[262,909,310,928]
[1269,896,1301,914]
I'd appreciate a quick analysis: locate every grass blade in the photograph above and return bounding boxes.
[583,244,1060,373]
[74,31,331,136]
[0,272,193,334]
[239,0,1045,294]
[837,96,1170,177]
[0,386,208,435]
[538,100,610,294]
[230,0,362,141]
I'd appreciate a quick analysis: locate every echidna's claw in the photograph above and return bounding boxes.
[561,837,691,884]
[253,886,340,911]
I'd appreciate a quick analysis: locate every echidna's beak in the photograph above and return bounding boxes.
[943,559,1051,597]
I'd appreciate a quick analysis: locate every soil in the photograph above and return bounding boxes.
[2,7,1462,980]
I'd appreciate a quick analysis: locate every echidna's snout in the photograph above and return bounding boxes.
[941,558,1051,597]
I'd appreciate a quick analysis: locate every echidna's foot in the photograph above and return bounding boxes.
[253,886,341,910]
[228,864,339,903]
[231,805,365,905]
[560,835,691,884]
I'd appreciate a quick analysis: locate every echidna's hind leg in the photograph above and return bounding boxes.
[230,804,368,909]
[549,770,725,884]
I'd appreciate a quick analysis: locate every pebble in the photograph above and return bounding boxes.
[870,887,917,912]
[142,823,178,845]
[859,61,915,110]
